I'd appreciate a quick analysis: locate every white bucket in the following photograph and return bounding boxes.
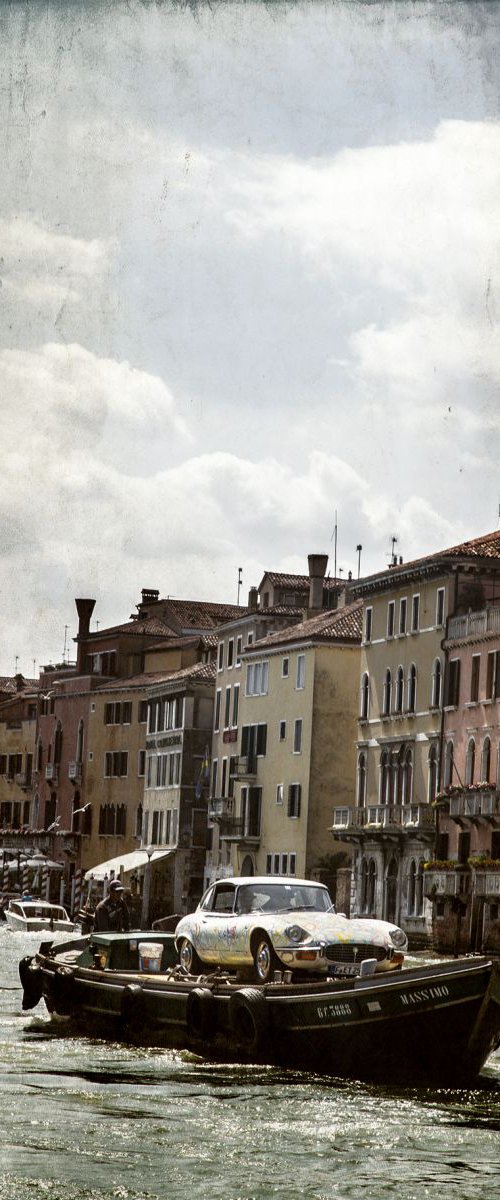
[138,942,163,973]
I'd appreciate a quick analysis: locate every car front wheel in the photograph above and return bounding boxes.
[179,938,204,975]
[253,935,280,983]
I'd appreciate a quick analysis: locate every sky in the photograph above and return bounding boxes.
[1,0,499,675]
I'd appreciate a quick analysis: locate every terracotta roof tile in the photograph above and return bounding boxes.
[250,601,363,650]
[261,572,343,592]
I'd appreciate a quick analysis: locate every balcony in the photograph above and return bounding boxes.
[233,755,258,780]
[45,764,59,783]
[68,761,82,784]
[15,772,32,791]
[447,606,500,641]
[448,789,500,821]
[219,817,261,845]
[332,803,435,835]
[208,796,235,823]
[423,868,471,899]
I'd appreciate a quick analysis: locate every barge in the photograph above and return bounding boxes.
[20,931,500,1084]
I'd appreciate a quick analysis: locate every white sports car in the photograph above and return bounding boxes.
[175,876,408,982]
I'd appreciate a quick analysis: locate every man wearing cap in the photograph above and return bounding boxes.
[94,879,130,932]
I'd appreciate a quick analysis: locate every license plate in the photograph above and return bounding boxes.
[328,963,358,978]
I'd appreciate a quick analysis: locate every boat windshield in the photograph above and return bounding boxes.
[22,904,69,920]
[236,883,334,914]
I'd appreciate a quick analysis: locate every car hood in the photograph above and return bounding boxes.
[266,912,395,946]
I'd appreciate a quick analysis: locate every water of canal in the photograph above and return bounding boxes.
[1,927,500,1200]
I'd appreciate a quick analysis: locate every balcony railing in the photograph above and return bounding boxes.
[208,796,235,823]
[233,755,258,780]
[423,869,471,898]
[447,606,500,641]
[15,772,32,790]
[473,869,500,897]
[68,761,82,783]
[45,764,59,783]
[332,803,435,832]
[448,789,500,819]
[219,818,261,844]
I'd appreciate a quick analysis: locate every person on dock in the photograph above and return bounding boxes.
[94,880,130,932]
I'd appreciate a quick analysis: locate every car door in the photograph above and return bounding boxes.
[195,882,238,964]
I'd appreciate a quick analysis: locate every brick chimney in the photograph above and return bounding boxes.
[75,598,96,672]
[308,554,328,611]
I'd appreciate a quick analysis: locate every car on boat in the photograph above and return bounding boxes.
[175,876,408,982]
[5,898,77,933]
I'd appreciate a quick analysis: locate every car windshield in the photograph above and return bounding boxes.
[236,883,333,914]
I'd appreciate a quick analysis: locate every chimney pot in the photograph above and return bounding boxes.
[307,553,329,611]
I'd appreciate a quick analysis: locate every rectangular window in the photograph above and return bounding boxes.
[221,758,227,797]
[279,719,286,741]
[276,783,284,805]
[104,751,128,778]
[486,651,500,701]
[288,784,301,818]
[247,632,254,647]
[227,639,234,669]
[236,635,242,666]
[387,601,395,638]
[138,750,146,777]
[399,598,407,635]
[293,718,303,753]
[446,659,461,707]
[246,660,269,696]
[411,594,420,632]
[266,854,272,874]
[139,700,148,723]
[289,853,296,876]
[470,655,480,703]
[436,588,445,627]
[365,607,373,642]
[211,758,218,797]
[217,642,224,671]
[273,853,280,874]
[122,701,132,724]
[224,686,231,729]
[232,684,239,728]
[214,689,221,732]
[282,657,289,678]
[296,654,305,689]
[281,853,288,875]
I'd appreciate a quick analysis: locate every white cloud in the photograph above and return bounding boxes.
[0,215,114,307]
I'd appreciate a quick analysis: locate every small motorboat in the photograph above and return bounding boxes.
[6,898,77,933]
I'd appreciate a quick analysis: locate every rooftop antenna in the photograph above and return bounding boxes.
[390,535,398,566]
[237,567,242,606]
[356,544,362,579]
[330,510,338,580]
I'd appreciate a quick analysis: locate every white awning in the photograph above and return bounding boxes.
[84,849,173,882]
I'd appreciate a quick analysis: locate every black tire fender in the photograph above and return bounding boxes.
[229,987,270,1053]
[19,955,43,1011]
[185,986,216,1040]
[52,965,76,1016]
[120,983,146,1031]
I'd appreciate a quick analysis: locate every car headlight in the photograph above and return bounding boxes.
[389,927,407,948]
[284,925,310,943]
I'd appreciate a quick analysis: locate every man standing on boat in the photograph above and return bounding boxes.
[94,880,130,932]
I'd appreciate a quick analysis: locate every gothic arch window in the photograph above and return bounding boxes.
[241,854,254,877]
[402,747,413,804]
[481,736,491,783]
[361,857,376,914]
[360,673,369,721]
[415,859,425,916]
[395,666,404,714]
[465,737,476,786]
[383,669,392,717]
[37,738,43,772]
[428,744,438,802]
[357,752,367,807]
[431,658,442,708]
[380,750,390,805]
[407,664,417,714]
[76,719,84,763]
[53,721,63,765]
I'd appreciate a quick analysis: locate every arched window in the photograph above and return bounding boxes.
[415,860,425,916]
[481,736,491,783]
[407,860,416,916]
[402,747,413,804]
[465,737,476,786]
[444,739,454,788]
[360,673,369,720]
[380,750,390,805]
[357,752,367,807]
[361,858,368,911]
[33,793,40,828]
[37,738,43,771]
[368,860,376,914]
[361,858,376,914]
[407,664,417,713]
[428,744,438,802]
[431,658,442,708]
[53,721,63,765]
[382,669,392,717]
[395,667,404,714]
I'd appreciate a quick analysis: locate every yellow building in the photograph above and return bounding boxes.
[0,677,38,835]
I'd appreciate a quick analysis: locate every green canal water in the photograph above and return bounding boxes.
[1,927,500,1200]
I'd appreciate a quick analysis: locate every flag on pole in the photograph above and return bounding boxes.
[195,746,211,800]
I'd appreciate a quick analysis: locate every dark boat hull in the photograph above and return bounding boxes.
[24,939,500,1084]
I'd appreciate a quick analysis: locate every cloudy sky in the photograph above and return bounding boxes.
[1,0,499,675]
